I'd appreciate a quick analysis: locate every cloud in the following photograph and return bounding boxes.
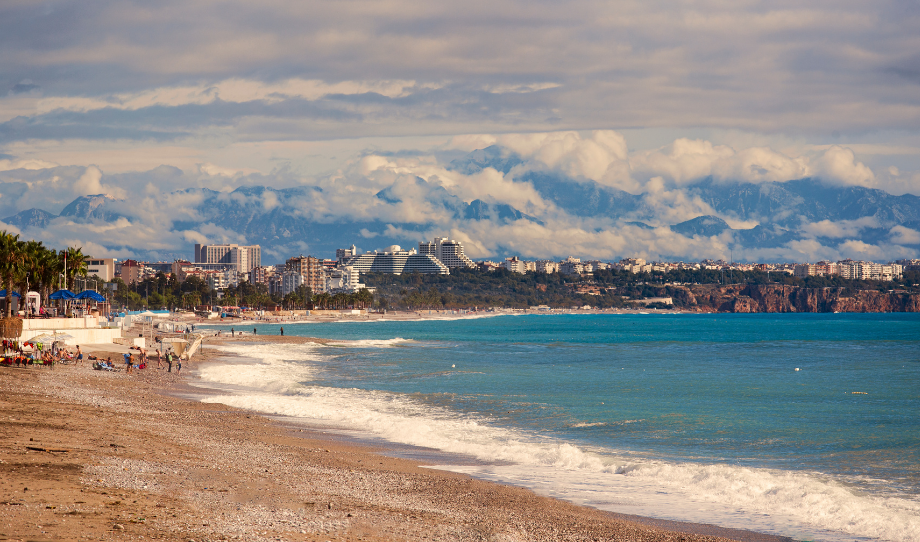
[0,158,58,171]
[810,146,875,187]
[0,129,916,264]
[889,225,920,245]
[73,166,103,195]
[801,217,881,239]
[3,1,918,148]
[837,239,885,260]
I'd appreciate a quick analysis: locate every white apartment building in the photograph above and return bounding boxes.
[194,243,262,273]
[524,260,537,272]
[560,257,584,275]
[281,269,304,296]
[326,266,365,293]
[418,237,476,268]
[503,257,526,274]
[206,268,243,291]
[793,263,817,278]
[536,260,558,274]
[86,257,116,281]
[795,260,902,281]
[616,258,652,274]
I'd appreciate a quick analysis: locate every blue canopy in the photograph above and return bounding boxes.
[75,290,105,302]
[49,289,76,300]
[0,289,21,298]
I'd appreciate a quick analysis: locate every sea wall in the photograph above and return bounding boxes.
[685,284,920,313]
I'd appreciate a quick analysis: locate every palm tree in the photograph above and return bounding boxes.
[63,246,88,291]
[37,246,64,299]
[0,232,26,317]
[314,292,331,309]
[12,239,43,315]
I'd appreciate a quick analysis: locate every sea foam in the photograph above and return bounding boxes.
[197,341,920,542]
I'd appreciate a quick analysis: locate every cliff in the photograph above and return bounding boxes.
[684,284,920,313]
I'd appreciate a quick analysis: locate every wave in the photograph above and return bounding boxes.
[195,343,920,542]
[326,338,411,348]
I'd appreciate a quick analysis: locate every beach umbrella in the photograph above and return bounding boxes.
[0,289,21,298]
[27,331,75,343]
[49,289,76,300]
[75,290,106,302]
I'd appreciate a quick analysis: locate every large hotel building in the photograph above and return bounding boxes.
[194,243,262,273]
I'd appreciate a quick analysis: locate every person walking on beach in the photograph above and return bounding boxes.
[76,345,83,365]
[254,327,257,335]
[155,348,162,369]
[176,358,182,374]
[280,326,283,336]
[231,327,235,337]
[166,352,173,373]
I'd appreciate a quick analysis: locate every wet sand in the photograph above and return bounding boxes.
[0,337,791,542]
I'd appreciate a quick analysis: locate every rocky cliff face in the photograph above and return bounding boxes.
[686,284,920,313]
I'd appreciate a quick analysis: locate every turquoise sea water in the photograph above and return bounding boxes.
[200,313,920,541]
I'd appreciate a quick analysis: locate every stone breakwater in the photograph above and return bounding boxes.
[680,284,920,313]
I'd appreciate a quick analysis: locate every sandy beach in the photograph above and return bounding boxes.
[0,335,790,542]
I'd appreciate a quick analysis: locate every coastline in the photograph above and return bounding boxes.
[0,336,792,542]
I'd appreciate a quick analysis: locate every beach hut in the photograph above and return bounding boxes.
[25,291,41,316]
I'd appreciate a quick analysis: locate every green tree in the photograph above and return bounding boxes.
[62,246,88,291]
[0,232,26,317]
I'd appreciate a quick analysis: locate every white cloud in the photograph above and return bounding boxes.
[0,158,59,172]
[801,217,880,239]
[837,239,884,260]
[889,225,920,245]
[810,146,875,187]
[495,130,632,189]
[72,166,104,195]
[31,78,428,115]
[631,139,734,186]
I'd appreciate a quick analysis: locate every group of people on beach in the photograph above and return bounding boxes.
[0,342,85,369]
[112,347,181,374]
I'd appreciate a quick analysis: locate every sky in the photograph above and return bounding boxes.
[1,0,919,262]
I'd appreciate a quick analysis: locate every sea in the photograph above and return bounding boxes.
[192,313,920,542]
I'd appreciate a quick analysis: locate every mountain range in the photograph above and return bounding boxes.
[3,145,919,263]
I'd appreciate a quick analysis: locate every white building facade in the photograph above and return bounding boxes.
[418,237,476,268]
[344,246,449,275]
[503,257,526,274]
[195,243,262,273]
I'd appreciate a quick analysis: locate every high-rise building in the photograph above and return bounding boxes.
[194,244,261,273]
[286,255,326,293]
[281,269,304,296]
[418,237,476,268]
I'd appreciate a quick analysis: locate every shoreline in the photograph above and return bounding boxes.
[1,336,792,542]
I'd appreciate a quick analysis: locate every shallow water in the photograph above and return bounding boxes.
[197,313,920,542]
